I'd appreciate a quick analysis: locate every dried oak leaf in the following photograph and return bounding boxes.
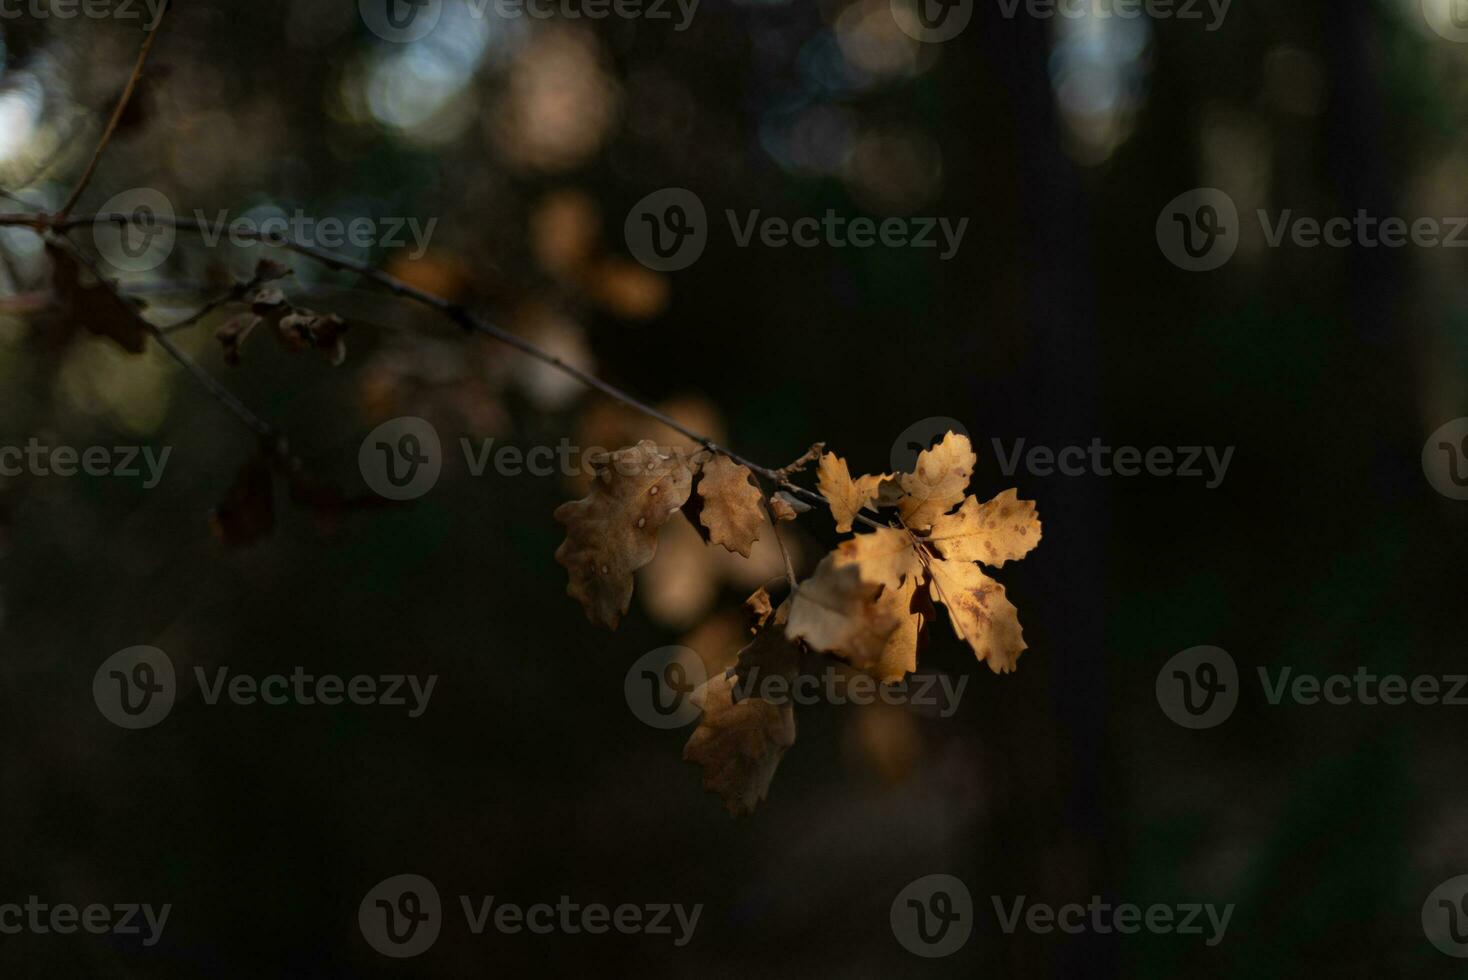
[684,604,799,817]
[868,575,927,683]
[744,586,774,629]
[47,245,148,353]
[554,441,695,629]
[927,489,1042,568]
[896,432,976,530]
[786,554,900,670]
[695,455,764,557]
[927,558,1026,673]
[768,491,808,522]
[833,525,924,592]
[816,452,889,533]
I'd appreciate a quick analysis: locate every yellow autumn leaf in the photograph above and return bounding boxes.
[927,489,1042,568]
[832,525,924,591]
[896,432,976,529]
[927,558,1027,673]
[786,554,900,670]
[816,452,889,533]
[869,575,924,683]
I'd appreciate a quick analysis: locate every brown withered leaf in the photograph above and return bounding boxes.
[927,489,1042,568]
[554,441,695,629]
[278,310,348,366]
[216,313,261,366]
[832,526,924,592]
[786,555,900,670]
[927,558,1027,673]
[47,245,148,354]
[768,491,808,522]
[744,586,774,629]
[209,453,275,548]
[816,452,889,533]
[684,606,799,817]
[896,432,976,530]
[243,286,349,365]
[695,455,764,558]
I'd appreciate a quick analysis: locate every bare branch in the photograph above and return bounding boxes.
[55,5,169,220]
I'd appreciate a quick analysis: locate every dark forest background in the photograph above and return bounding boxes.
[0,0,1466,976]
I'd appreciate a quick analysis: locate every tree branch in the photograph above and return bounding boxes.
[55,4,168,220]
[0,208,889,528]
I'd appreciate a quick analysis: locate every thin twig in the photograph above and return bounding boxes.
[0,209,895,528]
[47,234,277,440]
[761,498,799,593]
[55,5,168,220]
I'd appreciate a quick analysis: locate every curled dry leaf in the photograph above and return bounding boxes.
[896,432,976,529]
[927,558,1026,673]
[744,586,774,629]
[684,603,799,817]
[230,287,349,366]
[768,491,808,522]
[553,441,695,629]
[786,555,900,671]
[695,455,764,558]
[46,245,148,354]
[216,313,261,366]
[278,310,348,366]
[927,488,1042,568]
[816,452,889,533]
